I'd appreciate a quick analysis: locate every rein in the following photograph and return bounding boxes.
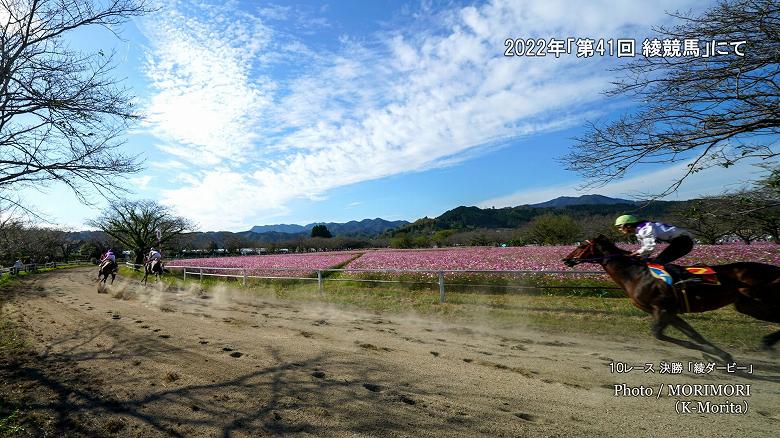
[567,253,627,265]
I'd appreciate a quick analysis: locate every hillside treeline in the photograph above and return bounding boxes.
[3,172,779,265]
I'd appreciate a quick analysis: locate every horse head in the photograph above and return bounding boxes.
[562,235,626,267]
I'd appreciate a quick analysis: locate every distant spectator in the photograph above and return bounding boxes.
[12,259,23,275]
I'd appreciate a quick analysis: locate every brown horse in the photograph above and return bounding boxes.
[142,260,163,285]
[98,260,117,285]
[562,235,780,362]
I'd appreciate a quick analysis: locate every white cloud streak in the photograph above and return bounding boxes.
[478,158,763,208]
[139,0,701,230]
[129,175,153,190]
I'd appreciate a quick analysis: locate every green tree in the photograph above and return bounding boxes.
[311,225,332,238]
[521,214,583,245]
[413,235,431,248]
[432,229,456,247]
[390,233,413,249]
[79,240,101,260]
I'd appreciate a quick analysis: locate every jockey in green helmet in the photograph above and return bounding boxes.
[615,215,694,264]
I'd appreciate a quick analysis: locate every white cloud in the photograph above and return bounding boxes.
[149,159,187,170]
[140,1,275,165]
[140,0,703,230]
[129,175,153,190]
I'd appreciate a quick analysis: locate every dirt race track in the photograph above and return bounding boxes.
[1,268,779,437]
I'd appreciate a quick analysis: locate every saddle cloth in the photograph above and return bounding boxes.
[646,263,720,286]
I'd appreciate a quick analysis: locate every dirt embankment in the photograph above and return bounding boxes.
[1,268,778,437]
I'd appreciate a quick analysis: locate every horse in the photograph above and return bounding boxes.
[562,235,780,363]
[98,259,118,285]
[142,259,163,285]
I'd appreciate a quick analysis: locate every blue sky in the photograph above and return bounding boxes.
[21,0,770,231]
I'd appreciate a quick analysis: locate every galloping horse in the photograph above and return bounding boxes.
[563,235,780,362]
[98,260,118,285]
[142,259,163,285]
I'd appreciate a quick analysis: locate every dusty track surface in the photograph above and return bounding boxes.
[1,268,778,437]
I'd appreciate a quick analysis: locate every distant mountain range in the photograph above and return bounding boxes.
[248,218,409,236]
[529,194,635,208]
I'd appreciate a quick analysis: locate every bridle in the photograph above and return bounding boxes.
[563,239,629,266]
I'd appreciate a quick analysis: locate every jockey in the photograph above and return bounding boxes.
[146,248,162,267]
[98,249,117,276]
[101,249,116,264]
[615,215,695,265]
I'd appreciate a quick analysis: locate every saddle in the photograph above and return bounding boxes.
[646,263,720,286]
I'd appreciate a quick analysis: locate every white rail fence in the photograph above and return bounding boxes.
[140,264,617,304]
[1,260,93,276]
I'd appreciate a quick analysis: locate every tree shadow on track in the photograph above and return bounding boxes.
[2,346,471,437]
[1,273,486,437]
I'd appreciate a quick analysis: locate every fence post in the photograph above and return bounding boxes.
[242,269,246,286]
[317,270,323,296]
[199,268,203,282]
[183,268,187,281]
[438,271,445,304]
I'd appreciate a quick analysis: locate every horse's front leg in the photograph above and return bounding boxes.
[667,314,734,363]
[651,308,734,363]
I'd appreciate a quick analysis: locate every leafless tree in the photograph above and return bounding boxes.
[714,186,780,242]
[670,197,732,244]
[564,0,779,196]
[0,0,150,213]
[88,199,194,266]
[0,210,23,263]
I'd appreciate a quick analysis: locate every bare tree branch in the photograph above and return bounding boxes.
[563,0,780,197]
[88,199,195,265]
[0,0,151,209]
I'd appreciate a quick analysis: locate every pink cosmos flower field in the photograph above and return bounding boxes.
[167,244,780,278]
[167,252,360,277]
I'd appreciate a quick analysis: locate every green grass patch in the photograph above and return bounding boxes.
[0,409,24,436]
[0,318,26,354]
[332,271,621,297]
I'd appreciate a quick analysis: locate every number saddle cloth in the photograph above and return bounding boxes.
[646,262,721,286]
[646,262,721,313]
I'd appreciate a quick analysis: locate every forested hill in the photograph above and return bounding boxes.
[391,200,683,235]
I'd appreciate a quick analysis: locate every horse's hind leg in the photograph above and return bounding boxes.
[734,295,780,350]
[652,309,734,363]
[734,294,780,323]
